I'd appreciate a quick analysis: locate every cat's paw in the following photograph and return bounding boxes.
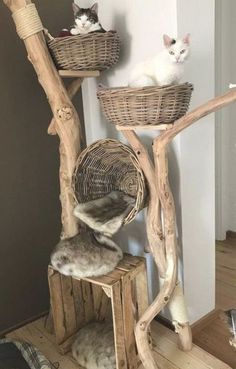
[70,28,79,35]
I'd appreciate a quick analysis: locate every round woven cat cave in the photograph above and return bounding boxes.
[97,83,193,126]
[73,139,147,224]
[47,31,120,71]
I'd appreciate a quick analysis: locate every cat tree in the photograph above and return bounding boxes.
[3,1,236,369]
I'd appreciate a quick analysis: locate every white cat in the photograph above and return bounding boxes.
[129,34,190,87]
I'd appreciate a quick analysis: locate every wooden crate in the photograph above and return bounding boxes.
[48,254,149,369]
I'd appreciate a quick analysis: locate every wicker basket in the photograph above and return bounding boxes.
[73,139,147,224]
[97,83,193,126]
[47,31,120,71]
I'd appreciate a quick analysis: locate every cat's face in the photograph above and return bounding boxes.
[163,34,190,64]
[72,3,99,32]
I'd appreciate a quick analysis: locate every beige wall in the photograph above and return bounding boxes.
[0,1,83,332]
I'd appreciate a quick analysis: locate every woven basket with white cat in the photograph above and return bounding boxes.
[47,31,120,71]
[97,83,193,127]
[73,139,148,224]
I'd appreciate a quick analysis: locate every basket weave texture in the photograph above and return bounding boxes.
[97,83,193,126]
[73,139,147,224]
[47,31,120,71]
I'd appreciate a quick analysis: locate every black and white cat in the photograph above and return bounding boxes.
[70,2,104,35]
[129,34,190,87]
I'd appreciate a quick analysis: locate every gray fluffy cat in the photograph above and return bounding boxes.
[51,191,135,278]
[72,322,115,369]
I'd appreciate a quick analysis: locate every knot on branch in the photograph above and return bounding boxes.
[164,295,170,303]
[172,320,183,333]
[139,320,147,331]
[57,106,73,121]
[158,232,165,241]
[229,337,236,349]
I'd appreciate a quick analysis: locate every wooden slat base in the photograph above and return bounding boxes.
[116,124,173,131]
[6,318,231,369]
[58,70,100,78]
[48,254,148,369]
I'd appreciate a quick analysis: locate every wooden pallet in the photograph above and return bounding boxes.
[6,318,231,369]
[48,254,149,369]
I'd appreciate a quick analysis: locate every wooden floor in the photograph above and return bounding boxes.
[6,317,230,369]
[216,238,236,310]
[193,237,236,368]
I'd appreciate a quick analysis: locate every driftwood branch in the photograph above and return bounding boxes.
[158,88,236,147]
[48,78,83,135]
[138,145,178,369]
[3,0,83,238]
[123,131,166,277]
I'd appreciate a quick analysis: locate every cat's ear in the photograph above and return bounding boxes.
[183,33,190,45]
[163,34,174,48]
[91,2,98,13]
[72,2,80,15]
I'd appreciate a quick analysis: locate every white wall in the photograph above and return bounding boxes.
[216,0,236,240]
[79,0,178,303]
[177,0,215,322]
[78,0,215,323]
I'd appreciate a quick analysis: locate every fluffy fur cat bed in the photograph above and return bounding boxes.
[50,229,123,278]
[72,322,115,369]
[73,138,147,224]
[74,191,135,236]
[51,191,134,278]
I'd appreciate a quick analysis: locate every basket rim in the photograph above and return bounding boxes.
[97,82,194,98]
[47,30,119,44]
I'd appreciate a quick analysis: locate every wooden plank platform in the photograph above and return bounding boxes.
[191,239,236,369]
[216,239,236,310]
[116,124,173,131]
[48,253,147,368]
[6,318,231,369]
[192,309,236,369]
[58,70,100,78]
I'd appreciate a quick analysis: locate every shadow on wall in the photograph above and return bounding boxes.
[0,0,84,333]
[110,11,132,72]
[168,143,183,282]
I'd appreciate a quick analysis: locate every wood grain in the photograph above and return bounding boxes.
[111,282,128,369]
[116,124,173,131]
[47,267,66,345]
[60,275,77,338]
[72,279,85,328]
[6,318,231,369]
[59,70,100,78]
[122,275,139,369]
